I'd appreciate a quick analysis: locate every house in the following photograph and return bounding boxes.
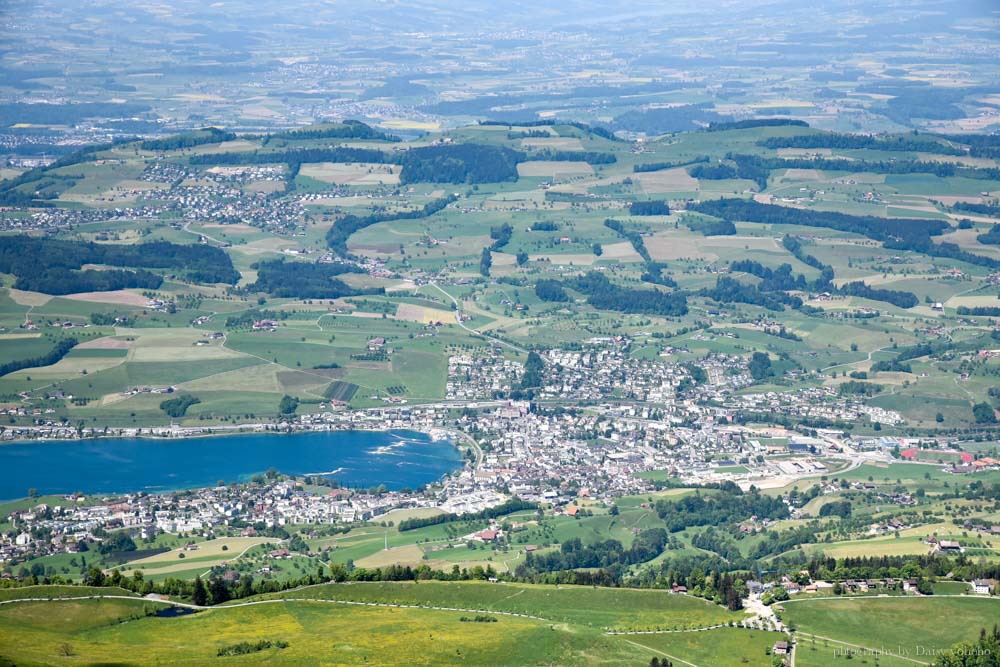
[367,337,386,350]
[903,579,919,592]
[974,579,991,595]
[773,641,789,655]
[747,580,763,595]
[477,529,498,542]
[672,584,687,594]
[937,540,963,554]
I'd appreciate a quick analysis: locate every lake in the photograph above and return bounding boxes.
[0,429,463,500]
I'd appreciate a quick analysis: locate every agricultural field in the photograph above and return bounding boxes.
[0,596,646,666]
[2,582,996,666]
[779,597,1000,662]
[2,71,1000,665]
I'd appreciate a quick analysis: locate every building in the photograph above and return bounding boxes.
[937,540,963,554]
[974,579,991,595]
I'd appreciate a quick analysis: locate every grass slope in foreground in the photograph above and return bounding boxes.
[0,596,646,666]
[261,580,744,631]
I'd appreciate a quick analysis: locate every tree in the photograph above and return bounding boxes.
[279,395,299,415]
[973,403,997,424]
[479,248,492,277]
[160,394,200,418]
[192,576,208,606]
[515,251,529,266]
[748,352,773,381]
[208,577,230,605]
[84,566,105,587]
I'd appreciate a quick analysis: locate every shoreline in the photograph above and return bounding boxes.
[0,426,472,503]
[0,421,461,447]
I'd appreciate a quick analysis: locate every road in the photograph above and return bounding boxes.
[448,428,484,468]
[181,220,226,246]
[429,282,531,356]
[820,345,890,373]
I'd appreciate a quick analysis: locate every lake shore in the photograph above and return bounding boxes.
[0,428,467,500]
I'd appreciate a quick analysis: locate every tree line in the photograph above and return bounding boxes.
[757,132,964,155]
[633,157,709,173]
[139,127,236,152]
[478,119,620,142]
[264,120,398,144]
[705,118,809,132]
[325,194,456,256]
[690,199,999,269]
[397,498,538,532]
[0,337,77,378]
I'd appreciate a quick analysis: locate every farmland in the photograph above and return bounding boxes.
[1,582,998,665]
[1,3,1000,661]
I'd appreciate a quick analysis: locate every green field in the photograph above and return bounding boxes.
[0,597,644,666]
[263,580,745,631]
[780,596,1000,660]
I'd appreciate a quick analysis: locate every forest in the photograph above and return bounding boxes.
[654,488,790,533]
[248,259,371,299]
[840,281,919,308]
[700,275,802,312]
[518,529,668,574]
[688,162,737,179]
[628,200,670,216]
[976,225,1000,245]
[568,271,688,316]
[12,267,162,294]
[0,236,239,292]
[398,144,523,184]
[534,279,569,302]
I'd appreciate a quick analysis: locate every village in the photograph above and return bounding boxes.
[3,342,990,574]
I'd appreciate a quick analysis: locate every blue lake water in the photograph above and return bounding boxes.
[0,429,463,500]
